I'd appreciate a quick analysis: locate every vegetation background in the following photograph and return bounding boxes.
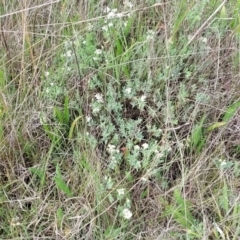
[1,0,240,239]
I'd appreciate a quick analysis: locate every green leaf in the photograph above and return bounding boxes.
[56,208,64,226]
[173,189,195,228]
[115,39,123,57]
[219,181,229,213]
[68,115,82,139]
[54,164,73,197]
[206,122,226,132]
[191,115,206,150]
[223,101,240,122]
[63,96,70,125]
[220,5,227,18]
[0,70,5,87]
[124,17,132,37]
[29,167,45,186]
[54,107,63,124]
[104,226,121,238]
[29,167,44,178]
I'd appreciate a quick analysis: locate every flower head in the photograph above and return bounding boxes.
[95,49,102,55]
[107,9,118,19]
[123,0,134,9]
[122,208,132,219]
[125,87,132,94]
[95,93,104,103]
[134,145,140,151]
[103,6,111,13]
[142,143,149,149]
[140,95,147,102]
[117,188,125,196]
[65,50,72,58]
[86,116,92,123]
[45,71,50,77]
[92,107,100,113]
[107,144,116,154]
[146,30,155,41]
[87,23,93,31]
[141,176,148,182]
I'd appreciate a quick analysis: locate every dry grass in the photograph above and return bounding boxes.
[1,0,240,239]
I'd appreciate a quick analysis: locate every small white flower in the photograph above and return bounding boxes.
[92,107,100,113]
[10,217,21,226]
[140,95,147,102]
[103,6,111,13]
[102,25,108,31]
[87,23,93,31]
[65,50,72,58]
[201,37,207,43]
[86,116,92,123]
[107,11,117,19]
[45,71,50,77]
[95,93,104,103]
[134,145,140,150]
[155,150,164,158]
[122,208,132,219]
[107,144,116,154]
[95,49,102,55]
[220,160,227,167]
[142,143,149,149]
[123,0,134,9]
[82,40,86,45]
[125,87,132,94]
[117,188,125,196]
[146,30,155,41]
[116,12,124,18]
[141,176,148,182]
[93,57,98,61]
[108,22,113,27]
[45,88,50,94]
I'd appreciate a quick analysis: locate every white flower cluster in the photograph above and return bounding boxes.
[95,93,104,103]
[123,0,134,9]
[122,208,132,219]
[86,116,92,123]
[102,4,133,32]
[133,143,149,150]
[62,50,73,58]
[218,158,227,168]
[93,49,103,61]
[107,144,120,154]
[140,95,147,102]
[125,87,132,94]
[117,188,125,196]
[146,30,156,41]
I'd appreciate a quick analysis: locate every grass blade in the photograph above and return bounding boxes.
[54,164,73,197]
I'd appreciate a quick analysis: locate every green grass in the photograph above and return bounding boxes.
[1,0,240,239]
